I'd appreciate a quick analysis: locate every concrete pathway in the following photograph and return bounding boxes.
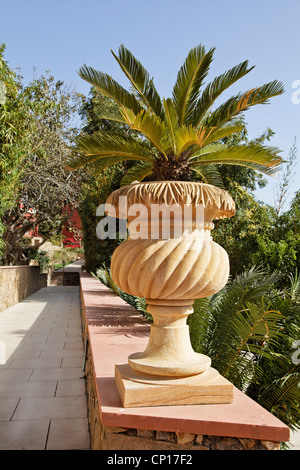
[0,271,90,450]
[56,259,85,272]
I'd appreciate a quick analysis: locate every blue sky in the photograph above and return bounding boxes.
[1,0,299,209]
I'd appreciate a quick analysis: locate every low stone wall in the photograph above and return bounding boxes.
[0,266,47,312]
[80,272,290,451]
[83,337,279,451]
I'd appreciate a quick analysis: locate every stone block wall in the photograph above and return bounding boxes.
[0,266,47,312]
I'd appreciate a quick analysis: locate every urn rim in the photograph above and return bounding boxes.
[106,181,235,220]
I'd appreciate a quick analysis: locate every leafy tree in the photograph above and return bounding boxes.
[78,88,126,273]
[79,167,123,273]
[248,190,300,284]
[0,44,32,257]
[274,137,297,216]
[0,69,84,265]
[69,43,284,187]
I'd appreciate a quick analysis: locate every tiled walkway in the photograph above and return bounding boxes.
[0,268,90,450]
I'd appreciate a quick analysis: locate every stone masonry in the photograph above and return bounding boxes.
[0,266,47,312]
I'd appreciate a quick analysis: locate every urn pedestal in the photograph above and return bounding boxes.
[106,181,236,407]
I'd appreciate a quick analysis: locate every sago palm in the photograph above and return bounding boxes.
[69,44,284,186]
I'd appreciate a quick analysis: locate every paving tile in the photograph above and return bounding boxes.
[0,368,33,382]
[8,357,62,369]
[29,367,85,382]
[20,341,65,351]
[46,418,90,450]
[46,333,68,342]
[61,356,83,368]
[0,398,19,420]
[0,381,57,398]
[55,380,86,397]
[12,396,87,420]
[0,419,50,450]
[64,341,83,350]
[40,348,83,358]
[10,349,42,359]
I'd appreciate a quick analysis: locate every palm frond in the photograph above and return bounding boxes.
[112,45,164,119]
[123,108,172,157]
[201,123,245,146]
[191,164,225,188]
[120,161,154,186]
[191,60,254,127]
[67,155,124,175]
[188,297,214,355]
[78,65,141,114]
[67,132,156,169]
[191,143,283,176]
[163,98,179,150]
[173,125,210,156]
[172,44,215,126]
[258,372,300,431]
[205,80,284,128]
[92,103,128,124]
[289,270,300,302]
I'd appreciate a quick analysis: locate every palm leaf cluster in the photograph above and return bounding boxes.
[69,44,284,186]
[188,267,300,434]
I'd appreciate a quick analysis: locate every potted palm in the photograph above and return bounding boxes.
[69,44,283,406]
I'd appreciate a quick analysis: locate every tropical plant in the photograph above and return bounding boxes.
[188,267,300,435]
[68,44,284,186]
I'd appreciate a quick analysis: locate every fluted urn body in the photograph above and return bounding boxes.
[106,181,235,377]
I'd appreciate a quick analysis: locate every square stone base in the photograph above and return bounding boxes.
[115,364,234,408]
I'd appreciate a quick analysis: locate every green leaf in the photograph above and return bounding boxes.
[191,60,255,127]
[191,164,225,188]
[112,45,164,119]
[173,125,207,156]
[202,123,245,146]
[78,65,141,114]
[92,104,127,124]
[172,44,215,126]
[68,132,156,169]
[120,161,154,186]
[125,108,172,157]
[205,80,284,128]
[163,98,179,150]
[191,143,283,176]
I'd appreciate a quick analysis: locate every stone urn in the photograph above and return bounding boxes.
[105,181,236,406]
